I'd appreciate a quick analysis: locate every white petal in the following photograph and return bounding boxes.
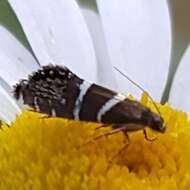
[169,45,190,115]
[164,1,190,103]
[97,0,171,100]
[81,8,117,90]
[168,0,190,63]
[8,0,98,82]
[0,26,39,86]
[0,81,21,124]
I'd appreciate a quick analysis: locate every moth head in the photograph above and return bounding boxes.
[141,109,165,133]
[147,111,166,133]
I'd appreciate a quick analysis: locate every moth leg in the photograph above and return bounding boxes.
[80,126,126,148]
[107,131,130,170]
[95,124,111,130]
[143,129,157,142]
[123,130,130,143]
[92,126,126,140]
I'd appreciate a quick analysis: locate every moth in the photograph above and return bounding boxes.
[14,65,166,140]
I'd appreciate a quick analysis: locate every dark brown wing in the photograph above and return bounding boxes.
[14,65,83,119]
[13,64,162,132]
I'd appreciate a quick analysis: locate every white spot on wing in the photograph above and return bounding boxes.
[97,93,126,122]
[73,80,92,120]
[49,69,54,77]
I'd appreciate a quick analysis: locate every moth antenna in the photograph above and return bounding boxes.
[113,66,161,116]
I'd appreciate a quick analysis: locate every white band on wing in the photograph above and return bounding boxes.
[73,80,92,120]
[97,93,126,122]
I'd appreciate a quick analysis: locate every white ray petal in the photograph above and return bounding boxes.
[0,26,39,86]
[81,8,117,90]
[0,82,21,124]
[169,45,190,115]
[97,0,171,100]
[8,0,98,81]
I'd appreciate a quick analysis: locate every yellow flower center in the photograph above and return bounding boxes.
[0,94,189,189]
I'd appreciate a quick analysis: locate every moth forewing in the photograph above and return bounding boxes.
[13,64,166,138]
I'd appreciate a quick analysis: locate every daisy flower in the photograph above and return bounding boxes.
[0,0,190,189]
